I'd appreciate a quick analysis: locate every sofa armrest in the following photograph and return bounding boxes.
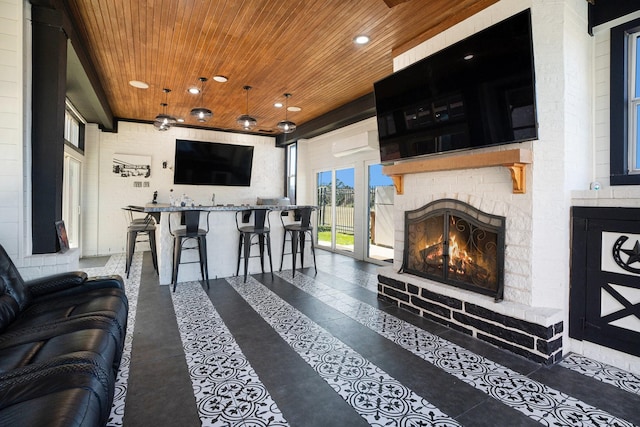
[84,275,125,291]
[28,274,125,303]
[25,272,88,298]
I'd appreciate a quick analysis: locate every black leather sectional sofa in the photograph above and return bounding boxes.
[0,244,128,426]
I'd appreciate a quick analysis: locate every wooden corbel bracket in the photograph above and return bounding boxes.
[390,174,404,195]
[504,163,527,194]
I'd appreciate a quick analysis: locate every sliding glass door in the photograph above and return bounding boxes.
[366,163,394,262]
[316,168,355,253]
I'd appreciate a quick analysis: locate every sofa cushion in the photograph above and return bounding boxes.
[0,387,103,427]
[9,288,128,344]
[0,352,114,426]
[0,328,117,375]
[0,315,124,373]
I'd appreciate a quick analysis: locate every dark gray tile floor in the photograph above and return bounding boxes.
[82,252,640,427]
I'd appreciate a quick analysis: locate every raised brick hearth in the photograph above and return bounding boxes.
[378,266,564,364]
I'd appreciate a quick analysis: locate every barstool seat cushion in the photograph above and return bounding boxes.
[127,223,156,232]
[172,228,207,237]
[283,224,310,232]
[237,226,270,233]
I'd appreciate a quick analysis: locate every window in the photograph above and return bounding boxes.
[286,143,297,203]
[62,154,81,249]
[64,100,85,151]
[610,18,640,185]
[630,32,640,173]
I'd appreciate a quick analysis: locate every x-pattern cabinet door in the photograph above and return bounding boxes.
[570,207,640,357]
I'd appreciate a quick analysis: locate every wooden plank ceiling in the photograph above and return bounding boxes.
[65,0,497,135]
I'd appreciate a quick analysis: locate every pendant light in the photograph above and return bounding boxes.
[277,93,297,133]
[190,77,213,122]
[154,88,177,131]
[236,85,258,130]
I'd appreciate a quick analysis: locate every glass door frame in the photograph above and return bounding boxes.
[364,160,395,265]
[316,169,335,250]
[315,166,357,256]
[62,147,83,251]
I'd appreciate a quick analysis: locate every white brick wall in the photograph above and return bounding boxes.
[0,0,23,260]
[82,121,285,256]
[0,1,81,280]
[301,117,382,260]
[391,0,593,312]
[390,0,640,372]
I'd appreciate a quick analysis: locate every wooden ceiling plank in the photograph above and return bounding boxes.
[65,0,496,131]
[392,0,499,57]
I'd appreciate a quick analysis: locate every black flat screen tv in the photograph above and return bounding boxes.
[173,139,254,186]
[374,9,537,163]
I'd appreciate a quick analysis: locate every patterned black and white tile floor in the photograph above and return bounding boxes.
[80,251,640,427]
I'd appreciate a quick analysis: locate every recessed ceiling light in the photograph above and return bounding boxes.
[188,87,200,94]
[464,54,474,60]
[354,35,370,45]
[129,80,149,89]
[287,106,301,112]
[212,75,228,83]
[274,102,283,108]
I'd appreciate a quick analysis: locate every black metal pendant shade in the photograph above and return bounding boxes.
[277,93,296,133]
[190,77,213,122]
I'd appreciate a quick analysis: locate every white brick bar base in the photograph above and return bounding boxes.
[377,266,564,365]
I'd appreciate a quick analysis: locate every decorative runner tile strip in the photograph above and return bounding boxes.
[170,281,288,427]
[276,270,636,427]
[226,276,460,427]
[560,353,640,396]
[82,252,142,427]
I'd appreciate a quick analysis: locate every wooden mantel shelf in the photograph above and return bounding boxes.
[382,148,532,194]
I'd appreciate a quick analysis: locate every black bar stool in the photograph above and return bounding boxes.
[169,210,210,292]
[280,207,317,277]
[123,206,158,278]
[236,209,273,283]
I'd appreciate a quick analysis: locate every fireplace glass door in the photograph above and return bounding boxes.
[403,199,505,300]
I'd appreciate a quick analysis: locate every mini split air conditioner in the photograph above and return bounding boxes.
[331,131,378,157]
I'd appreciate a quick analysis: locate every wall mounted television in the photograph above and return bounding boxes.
[374,9,537,163]
[173,139,254,186]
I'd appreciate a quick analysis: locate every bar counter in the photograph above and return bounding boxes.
[144,203,316,285]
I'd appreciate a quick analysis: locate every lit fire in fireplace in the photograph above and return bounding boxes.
[449,234,473,274]
[419,228,493,287]
[402,199,505,300]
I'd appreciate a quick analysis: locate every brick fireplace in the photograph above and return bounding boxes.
[377,150,565,364]
[369,0,606,366]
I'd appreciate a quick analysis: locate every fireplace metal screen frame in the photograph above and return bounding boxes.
[401,199,506,301]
